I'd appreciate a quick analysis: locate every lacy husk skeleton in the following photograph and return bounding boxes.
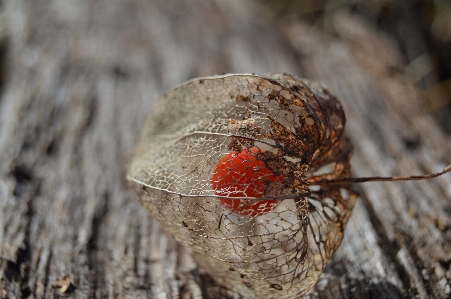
[127,73,358,298]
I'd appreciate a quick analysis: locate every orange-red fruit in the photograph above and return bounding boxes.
[211,147,285,217]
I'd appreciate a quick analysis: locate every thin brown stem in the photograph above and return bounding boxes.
[307,164,451,185]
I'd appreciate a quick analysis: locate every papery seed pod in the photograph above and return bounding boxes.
[127,73,358,298]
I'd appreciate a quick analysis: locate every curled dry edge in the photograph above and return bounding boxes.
[126,73,451,298]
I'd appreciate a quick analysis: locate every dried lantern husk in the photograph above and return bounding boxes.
[127,73,357,298]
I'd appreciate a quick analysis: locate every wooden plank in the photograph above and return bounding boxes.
[0,1,449,298]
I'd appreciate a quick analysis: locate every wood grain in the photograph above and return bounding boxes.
[1,1,450,298]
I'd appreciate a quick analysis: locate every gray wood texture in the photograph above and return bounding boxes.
[1,1,450,298]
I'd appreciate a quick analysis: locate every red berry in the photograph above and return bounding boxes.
[211,147,285,217]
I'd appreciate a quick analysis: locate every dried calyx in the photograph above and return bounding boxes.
[127,73,449,299]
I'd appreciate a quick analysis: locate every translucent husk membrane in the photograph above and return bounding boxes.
[127,74,357,298]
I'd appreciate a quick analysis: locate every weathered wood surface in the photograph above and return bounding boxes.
[1,1,450,298]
